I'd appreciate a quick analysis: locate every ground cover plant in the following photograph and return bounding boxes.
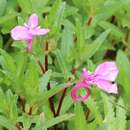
[0,0,130,130]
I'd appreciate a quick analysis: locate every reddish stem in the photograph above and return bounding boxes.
[37,41,56,117]
[86,108,91,119]
[55,67,77,116]
[125,28,130,44]
[47,83,56,116]
[71,67,77,75]
[45,42,56,117]
[111,15,116,24]
[53,125,59,130]
[19,96,25,112]
[45,42,48,71]
[28,106,33,115]
[87,16,93,26]
[55,88,67,116]
[16,124,22,130]
[37,60,45,73]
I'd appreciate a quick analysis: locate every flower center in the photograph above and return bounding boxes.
[77,87,87,97]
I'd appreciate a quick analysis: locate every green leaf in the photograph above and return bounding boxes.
[5,90,18,122]
[47,0,66,35]
[0,49,16,74]
[18,115,32,130]
[39,70,52,91]
[0,89,18,122]
[35,83,70,106]
[1,11,17,34]
[17,0,32,14]
[31,0,49,13]
[115,98,126,130]
[74,103,87,130]
[0,115,17,130]
[61,93,73,114]
[71,0,87,13]
[87,29,110,56]
[99,21,124,40]
[116,50,130,106]
[0,35,3,48]
[61,20,74,57]
[68,18,86,63]
[0,0,7,16]
[0,13,18,26]
[15,52,27,77]
[127,121,130,130]
[82,29,111,61]
[64,5,78,17]
[43,113,74,129]
[70,29,110,64]
[54,49,70,78]
[101,92,115,130]
[85,97,102,125]
[24,59,39,101]
[0,89,6,113]
[93,0,129,25]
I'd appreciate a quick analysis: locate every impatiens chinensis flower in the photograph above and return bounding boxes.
[11,13,50,52]
[71,62,119,102]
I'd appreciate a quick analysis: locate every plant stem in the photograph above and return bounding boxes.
[28,106,33,115]
[45,41,49,71]
[37,60,45,73]
[71,67,77,75]
[125,28,130,44]
[53,125,59,130]
[47,83,56,116]
[54,79,78,130]
[19,96,25,112]
[55,67,78,116]
[87,16,93,26]
[55,88,67,116]
[16,123,22,130]
[111,15,116,24]
[45,42,56,117]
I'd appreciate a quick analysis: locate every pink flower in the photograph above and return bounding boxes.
[11,13,50,52]
[71,62,119,102]
[71,82,91,102]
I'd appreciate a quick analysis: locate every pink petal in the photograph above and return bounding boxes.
[82,68,89,78]
[94,62,119,81]
[95,79,118,94]
[29,28,50,36]
[11,26,32,40]
[71,82,90,102]
[28,13,38,28]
